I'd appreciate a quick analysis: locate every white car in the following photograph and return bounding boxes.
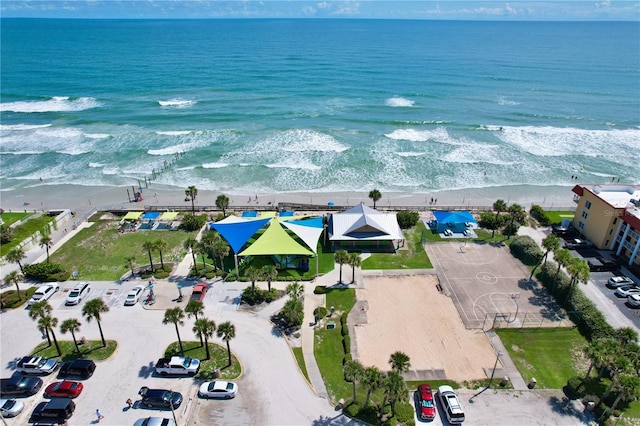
[614,285,640,298]
[28,283,60,306]
[628,295,640,308]
[607,276,635,288]
[125,285,145,306]
[0,399,25,418]
[198,380,238,399]
[133,417,176,426]
[65,281,91,305]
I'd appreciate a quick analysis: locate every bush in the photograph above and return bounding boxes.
[343,353,352,364]
[263,289,279,303]
[242,286,270,305]
[178,213,207,232]
[530,205,552,226]
[395,401,415,424]
[566,375,584,397]
[345,402,361,417]
[313,285,328,294]
[383,417,398,426]
[396,211,420,229]
[510,235,543,266]
[314,306,328,318]
[343,335,351,354]
[23,262,66,282]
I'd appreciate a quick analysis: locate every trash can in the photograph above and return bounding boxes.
[500,376,510,387]
[528,378,537,389]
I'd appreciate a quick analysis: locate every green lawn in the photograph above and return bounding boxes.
[31,340,117,361]
[50,219,196,280]
[1,213,55,257]
[0,212,31,227]
[497,328,587,389]
[544,210,575,225]
[165,341,241,380]
[362,221,433,269]
[292,347,310,383]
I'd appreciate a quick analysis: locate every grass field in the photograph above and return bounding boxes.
[0,213,55,257]
[50,219,196,281]
[32,340,117,362]
[165,341,241,380]
[544,210,575,225]
[497,328,587,389]
[362,221,433,269]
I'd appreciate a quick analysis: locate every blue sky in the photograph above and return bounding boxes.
[1,1,638,20]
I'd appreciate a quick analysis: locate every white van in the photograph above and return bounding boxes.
[65,282,90,305]
[438,385,465,423]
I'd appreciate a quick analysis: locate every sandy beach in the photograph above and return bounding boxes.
[0,182,577,215]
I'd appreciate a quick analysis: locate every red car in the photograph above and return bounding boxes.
[416,383,436,420]
[43,381,84,398]
[190,282,208,302]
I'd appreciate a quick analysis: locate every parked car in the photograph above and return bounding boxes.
[627,295,640,308]
[415,383,436,420]
[198,380,238,399]
[0,398,25,417]
[125,285,145,306]
[614,285,640,298]
[607,276,635,288]
[30,398,75,423]
[0,375,43,397]
[65,281,91,305]
[16,356,59,375]
[27,283,60,306]
[437,385,465,424]
[58,360,96,379]
[563,239,593,250]
[133,417,176,426]
[154,356,200,376]
[44,381,84,398]
[138,387,183,409]
[190,282,208,302]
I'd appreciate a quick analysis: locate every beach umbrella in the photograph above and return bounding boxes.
[327,201,335,206]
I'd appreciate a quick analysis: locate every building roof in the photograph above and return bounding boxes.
[578,184,640,210]
[328,204,403,241]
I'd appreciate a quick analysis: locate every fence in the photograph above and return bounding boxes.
[483,311,577,330]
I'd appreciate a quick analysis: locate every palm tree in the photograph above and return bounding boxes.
[142,241,156,273]
[185,185,198,213]
[39,234,53,262]
[389,351,411,373]
[504,203,526,237]
[4,271,24,300]
[261,265,278,292]
[125,256,136,277]
[285,282,303,300]
[29,300,53,342]
[163,307,186,355]
[361,366,383,408]
[39,315,60,356]
[347,252,361,284]
[216,194,230,217]
[343,360,364,403]
[530,234,561,280]
[82,298,109,347]
[334,250,349,284]
[154,239,168,270]
[565,257,590,304]
[368,189,382,209]
[552,248,573,296]
[6,247,27,274]
[196,241,209,272]
[607,374,640,419]
[380,371,407,418]
[246,267,261,289]
[213,239,230,272]
[193,318,216,359]
[60,318,82,353]
[185,300,205,345]
[183,237,199,275]
[582,339,611,384]
[492,199,507,238]
[217,321,236,367]
[601,357,633,402]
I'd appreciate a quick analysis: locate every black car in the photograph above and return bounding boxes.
[138,387,183,409]
[31,398,75,423]
[58,360,96,379]
[0,375,43,397]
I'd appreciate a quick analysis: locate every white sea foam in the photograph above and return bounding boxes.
[84,133,110,139]
[384,127,452,143]
[497,97,519,106]
[385,97,415,107]
[88,162,105,168]
[202,163,230,169]
[155,130,192,136]
[0,123,52,131]
[274,129,348,153]
[442,144,513,165]
[265,160,321,171]
[158,99,196,108]
[0,97,100,113]
[396,152,426,157]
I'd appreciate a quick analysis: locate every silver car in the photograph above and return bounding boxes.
[133,418,176,426]
[28,283,60,306]
[607,276,635,288]
[0,398,25,417]
[614,285,640,298]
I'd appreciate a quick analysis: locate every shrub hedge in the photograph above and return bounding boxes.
[530,205,552,226]
[510,235,543,266]
[23,262,70,282]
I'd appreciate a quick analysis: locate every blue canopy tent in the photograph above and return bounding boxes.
[210,217,271,278]
[432,211,476,233]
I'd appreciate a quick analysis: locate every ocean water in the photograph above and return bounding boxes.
[1,19,639,198]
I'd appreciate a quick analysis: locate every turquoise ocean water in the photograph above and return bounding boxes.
[1,19,639,197]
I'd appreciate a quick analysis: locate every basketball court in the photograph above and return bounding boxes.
[425,241,566,329]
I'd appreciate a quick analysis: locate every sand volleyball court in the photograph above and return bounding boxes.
[353,275,496,382]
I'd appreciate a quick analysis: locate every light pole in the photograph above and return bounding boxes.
[488,351,503,388]
[169,397,178,425]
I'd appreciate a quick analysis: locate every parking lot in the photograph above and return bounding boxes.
[425,241,567,330]
[585,270,640,329]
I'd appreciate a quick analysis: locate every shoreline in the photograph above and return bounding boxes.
[0,183,577,215]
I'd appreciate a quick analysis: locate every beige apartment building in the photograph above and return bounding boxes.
[571,184,640,270]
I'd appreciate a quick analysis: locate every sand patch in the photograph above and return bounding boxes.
[353,275,496,381]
